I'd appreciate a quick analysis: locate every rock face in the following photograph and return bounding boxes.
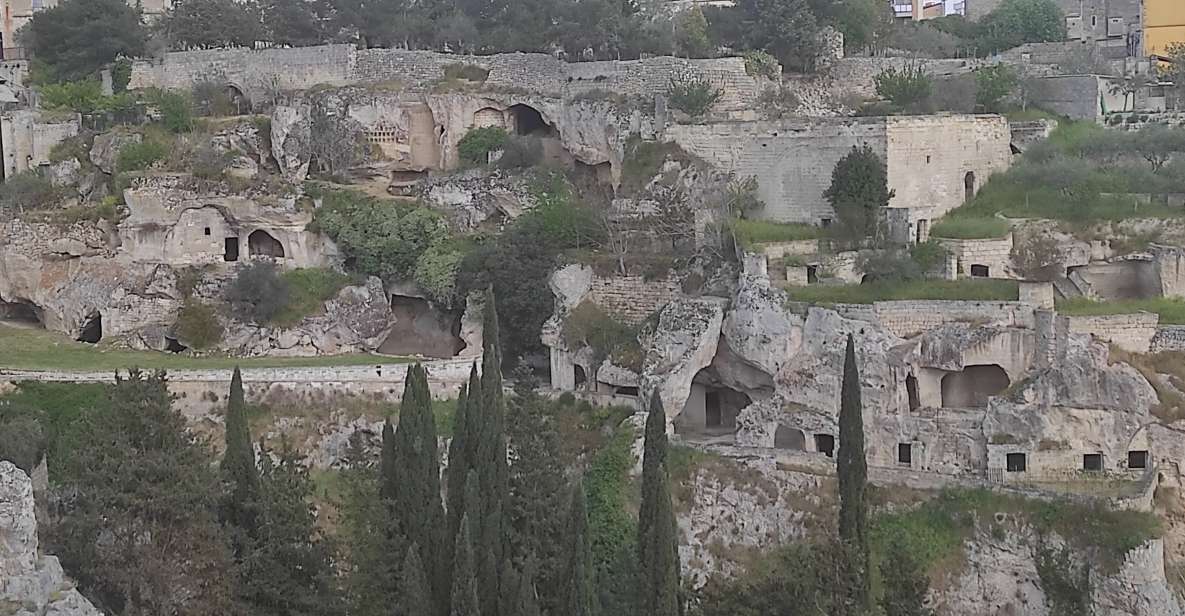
[639,296,728,415]
[89,131,141,174]
[0,461,104,616]
[270,104,312,183]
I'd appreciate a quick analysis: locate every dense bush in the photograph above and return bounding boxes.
[457,126,509,165]
[224,261,292,324]
[667,74,723,117]
[0,171,62,211]
[192,81,240,117]
[874,64,932,113]
[174,300,223,348]
[116,139,169,172]
[189,144,232,180]
[824,145,895,242]
[412,244,465,307]
[271,267,354,327]
[496,135,543,169]
[975,65,1018,113]
[28,0,145,82]
[742,50,780,78]
[146,89,195,133]
[561,300,640,367]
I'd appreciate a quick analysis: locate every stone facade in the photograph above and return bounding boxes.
[940,234,1015,279]
[1151,325,1185,352]
[667,114,1012,224]
[0,110,80,180]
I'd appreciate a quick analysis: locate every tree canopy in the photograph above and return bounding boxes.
[28,0,146,82]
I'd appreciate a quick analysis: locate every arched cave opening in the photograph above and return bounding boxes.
[674,368,752,439]
[964,171,976,202]
[378,295,465,358]
[574,365,588,390]
[77,313,102,344]
[226,84,251,114]
[0,300,43,327]
[165,336,188,353]
[940,364,1010,408]
[247,230,285,258]
[774,425,806,450]
[509,104,554,136]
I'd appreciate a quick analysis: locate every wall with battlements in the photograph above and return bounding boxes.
[668,115,1011,224]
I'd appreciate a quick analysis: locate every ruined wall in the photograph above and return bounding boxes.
[867,300,1034,338]
[667,115,1011,224]
[0,110,80,180]
[1071,259,1163,300]
[940,235,1014,279]
[589,274,681,325]
[1151,325,1185,352]
[1027,75,1126,122]
[1062,312,1160,353]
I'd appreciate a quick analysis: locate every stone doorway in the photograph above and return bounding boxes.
[774,425,806,450]
[78,313,102,344]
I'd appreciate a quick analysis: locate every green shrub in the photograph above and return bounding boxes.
[191,81,239,117]
[270,267,353,327]
[858,249,923,283]
[930,216,1010,239]
[189,144,231,180]
[443,63,490,81]
[116,139,168,172]
[457,126,509,165]
[224,261,291,324]
[742,50,780,79]
[562,300,640,368]
[667,74,722,117]
[874,64,932,112]
[49,135,90,164]
[38,80,104,113]
[111,58,133,93]
[413,245,465,308]
[174,300,223,349]
[0,171,62,211]
[910,239,949,271]
[731,219,822,247]
[147,89,194,133]
[619,139,692,194]
[974,64,1018,113]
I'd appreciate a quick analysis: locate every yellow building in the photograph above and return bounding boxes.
[1145,0,1185,57]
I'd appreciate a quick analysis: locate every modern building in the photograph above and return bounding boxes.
[1144,0,1185,57]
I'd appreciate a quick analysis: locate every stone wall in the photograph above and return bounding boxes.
[1,110,80,180]
[130,45,764,114]
[1009,119,1057,152]
[668,115,1011,224]
[1151,325,1185,352]
[1062,312,1160,353]
[589,274,681,325]
[865,300,1035,338]
[1026,74,1126,122]
[940,235,1014,279]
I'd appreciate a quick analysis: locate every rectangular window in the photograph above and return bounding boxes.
[1006,453,1027,473]
[204,227,211,236]
[1083,453,1103,471]
[897,443,912,466]
[1128,450,1148,469]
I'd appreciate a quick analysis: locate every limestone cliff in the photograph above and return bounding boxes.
[0,461,104,616]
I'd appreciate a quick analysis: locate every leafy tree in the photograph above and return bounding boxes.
[224,261,292,324]
[674,7,713,58]
[0,171,62,213]
[668,74,723,117]
[27,0,145,82]
[51,370,236,616]
[974,65,1018,113]
[220,367,259,553]
[259,0,327,46]
[879,540,934,616]
[837,335,870,612]
[161,0,264,49]
[458,127,509,165]
[561,480,596,616]
[731,0,821,72]
[637,394,680,616]
[824,145,895,243]
[874,64,932,113]
[809,0,892,52]
[974,0,1065,53]
[237,440,344,616]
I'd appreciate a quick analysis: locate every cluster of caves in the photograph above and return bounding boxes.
[0,299,102,344]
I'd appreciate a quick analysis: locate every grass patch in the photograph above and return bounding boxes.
[731,218,823,248]
[1006,108,1061,122]
[930,215,1011,239]
[271,268,356,328]
[785,279,1018,304]
[1056,297,1185,324]
[873,488,1161,575]
[0,323,396,371]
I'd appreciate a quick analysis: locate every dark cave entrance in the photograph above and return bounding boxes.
[0,300,43,327]
[165,336,188,353]
[378,295,464,358]
[77,313,102,344]
[509,104,554,136]
[906,374,920,411]
[248,230,285,258]
[814,433,835,458]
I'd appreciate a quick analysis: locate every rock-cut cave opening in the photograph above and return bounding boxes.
[378,295,465,358]
[0,300,43,328]
[940,364,1009,408]
[674,368,751,439]
[77,313,102,344]
[248,230,285,258]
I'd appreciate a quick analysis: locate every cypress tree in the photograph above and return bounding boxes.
[221,366,259,551]
[400,544,433,616]
[637,393,680,616]
[837,334,870,610]
[450,515,481,616]
[446,381,472,547]
[473,290,511,614]
[515,557,542,616]
[379,419,397,501]
[393,363,446,613]
[560,480,594,616]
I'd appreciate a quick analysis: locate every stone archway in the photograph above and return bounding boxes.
[247,230,285,258]
[509,104,553,136]
[774,425,806,450]
[964,171,976,202]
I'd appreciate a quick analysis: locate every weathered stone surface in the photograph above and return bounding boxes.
[721,275,800,379]
[935,526,1048,616]
[270,104,312,183]
[0,462,103,616]
[46,158,82,188]
[89,131,141,174]
[639,296,727,417]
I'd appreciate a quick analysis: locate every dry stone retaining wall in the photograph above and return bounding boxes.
[589,274,680,325]
[1151,325,1185,352]
[1063,312,1160,354]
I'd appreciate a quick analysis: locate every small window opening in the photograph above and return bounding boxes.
[898,443,913,466]
[820,218,833,228]
[1091,15,1097,27]
[807,264,819,284]
[970,264,990,278]
[203,227,211,236]
[1128,450,1148,469]
[705,391,723,428]
[574,365,587,390]
[964,171,977,201]
[1006,452,1027,473]
[814,433,835,458]
[615,386,639,397]
[925,155,931,164]
[1083,453,1103,471]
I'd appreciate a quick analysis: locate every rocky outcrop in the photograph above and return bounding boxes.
[89,131,140,174]
[0,461,104,616]
[639,296,727,417]
[419,169,534,231]
[270,104,312,183]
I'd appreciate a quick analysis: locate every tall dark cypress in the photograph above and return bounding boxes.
[393,363,446,613]
[400,544,433,616]
[446,381,472,547]
[221,366,259,549]
[514,557,542,616]
[560,480,594,616]
[837,334,870,610]
[637,393,680,616]
[450,515,481,616]
[379,419,397,501]
[475,289,510,614]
